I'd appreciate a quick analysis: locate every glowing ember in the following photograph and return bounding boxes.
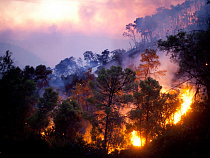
[41,131,45,136]
[131,131,141,147]
[173,87,194,124]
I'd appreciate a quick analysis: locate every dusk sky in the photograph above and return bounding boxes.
[0,0,185,67]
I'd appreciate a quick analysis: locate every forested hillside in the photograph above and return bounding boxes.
[0,0,210,157]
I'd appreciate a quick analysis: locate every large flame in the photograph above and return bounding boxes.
[173,87,194,124]
[131,130,145,147]
[165,86,195,125]
[82,86,195,151]
[131,131,141,146]
[129,86,194,147]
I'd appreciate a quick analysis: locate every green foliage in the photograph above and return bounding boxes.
[128,77,165,145]
[158,29,210,101]
[133,91,143,106]
[129,108,143,121]
[0,65,38,140]
[88,65,136,151]
[38,87,58,112]
[54,98,83,140]
[35,65,52,88]
[140,77,162,101]
[27,87,58,134]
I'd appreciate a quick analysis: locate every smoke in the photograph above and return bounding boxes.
[157,52,179,91]
[0,0,186,37]
[119,50,179,91]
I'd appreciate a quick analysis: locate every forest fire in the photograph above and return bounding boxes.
[165,86,195,125]
[173,87,195,124]
[131,130,144,147]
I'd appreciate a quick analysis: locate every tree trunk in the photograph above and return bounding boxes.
[207,85,210,103]
[104,93,113,153]
[206,85,210,114]
[145,103,149,146]
[104,114,109,153]
[140,117,142,146]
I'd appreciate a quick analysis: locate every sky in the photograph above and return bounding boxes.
[0,0,185,67]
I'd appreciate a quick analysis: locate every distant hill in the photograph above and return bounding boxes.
[0,43,46,68]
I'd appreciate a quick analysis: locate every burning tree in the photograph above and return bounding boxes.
[158,29,210,106]
[129,77,163,145]
[27,87,58,135]
[71,68,94,111]
[136,49,166,80]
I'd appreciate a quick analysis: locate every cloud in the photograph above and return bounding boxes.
[0,0,185,38]
[0,0,186,67]
[79,3,97,19]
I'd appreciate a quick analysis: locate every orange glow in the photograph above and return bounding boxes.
[83,123,92,144]
[173,87,194,124]
[166,86,195,125]
[131,131,141,146]
[0,0,186,37]
[131,130,145,147]
[41,131,45,136]
[36,0,79,24]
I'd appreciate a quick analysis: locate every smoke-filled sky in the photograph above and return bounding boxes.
[0,0,185,67]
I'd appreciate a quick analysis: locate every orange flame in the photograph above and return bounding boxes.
[165,86,195,125]
[130,130,145,147]
[131,131,141,146]
[173,87,194,124]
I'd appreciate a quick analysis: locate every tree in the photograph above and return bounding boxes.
[111,49,126,66]
[83,51,98,67]
[54,98,83,140]
[97,49,110,65]
[89,66,136,152]
[123,23,140,48]
[129,90,144,145]
[71,68,94,111]
[23,65,35,80]
[34,65,52,89]
[28,87,58,134]
[139,77,162,145]
[38,87,58,113]
[0,66,37,140]
[158,30,210,103]
[136,49,166,80]
[0,50,14,76]
[54,57,78,76]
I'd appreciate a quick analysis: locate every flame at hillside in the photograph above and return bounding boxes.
[173,87,195,124]
[166,86,195,125]
[131,131,140,146]
[72,84,195,152]
[131,131,145,147]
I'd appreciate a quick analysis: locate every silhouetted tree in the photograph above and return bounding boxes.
[54,98,83,140]
[89,65,136,152]
[123,23,139,48]
[0,65,37,140]
[139,77,162,145]
[158,30,210,103]
[111,49,126,66]
[35,65,52,89]
[0,50,14,76]
[28,87,58,134]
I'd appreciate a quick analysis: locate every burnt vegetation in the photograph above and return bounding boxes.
[0,0,210,157]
